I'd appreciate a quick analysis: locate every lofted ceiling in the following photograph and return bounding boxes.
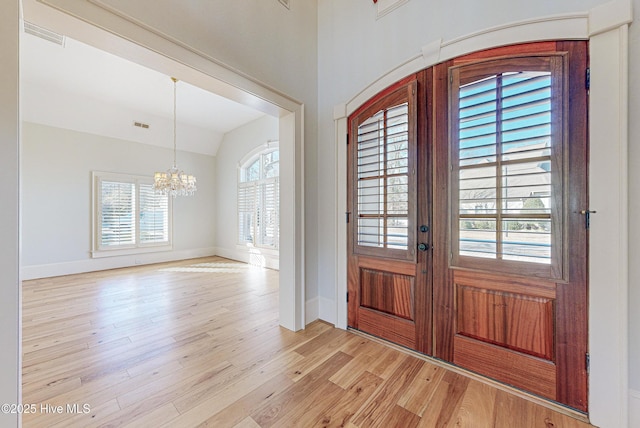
[20,23,266,156]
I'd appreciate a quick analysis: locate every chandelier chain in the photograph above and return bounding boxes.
[153,76,197,197]
[173,77,177,168]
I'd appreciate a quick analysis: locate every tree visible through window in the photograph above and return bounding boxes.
[238,147,279,249]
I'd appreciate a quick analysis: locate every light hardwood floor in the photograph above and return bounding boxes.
[22,257,594,427]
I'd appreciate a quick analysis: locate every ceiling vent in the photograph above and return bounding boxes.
[278,0,290,9]
[133,121,150,129]
[24,21,66,47]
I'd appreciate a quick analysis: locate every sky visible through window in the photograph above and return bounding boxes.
[457,71,553,264]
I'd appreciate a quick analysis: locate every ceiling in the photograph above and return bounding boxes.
[20,23,266,156]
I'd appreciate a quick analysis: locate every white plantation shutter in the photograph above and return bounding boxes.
[99,180,135,248]
[94,173,171,255]
[139,183,169,244]
[259,177,279,248]
[356,102,410,251]
[238,181,257,244]
[238,148,279,249]
[350,80,416,261]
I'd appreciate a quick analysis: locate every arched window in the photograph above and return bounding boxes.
[238,145,279,249]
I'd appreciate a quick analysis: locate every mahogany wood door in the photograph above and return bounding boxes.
[347,42,588,412]
[347,73,433,354]
[433,42,589,412]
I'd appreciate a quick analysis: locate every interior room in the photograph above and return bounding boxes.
[1,0,638,427]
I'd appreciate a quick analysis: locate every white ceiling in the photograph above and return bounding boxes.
[20,24,266,156]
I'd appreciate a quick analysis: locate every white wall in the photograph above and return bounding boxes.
[215,115,279,268]
[0,1,20,426]
[21,122,216,279]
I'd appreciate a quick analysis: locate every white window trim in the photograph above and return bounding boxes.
[237,142,280,250]
[91,171,173,258]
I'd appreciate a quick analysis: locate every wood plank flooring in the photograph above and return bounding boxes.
[22,257,594,427]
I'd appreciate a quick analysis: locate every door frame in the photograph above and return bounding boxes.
[21,0,307,333]
[335,6,631,427]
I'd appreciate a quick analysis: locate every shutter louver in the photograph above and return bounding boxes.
[455,66,556,266]
[260,177,279,249]
[139,183,169,244]
[356,102,410,251]
[99,180,136,248]
[238,181,257,244]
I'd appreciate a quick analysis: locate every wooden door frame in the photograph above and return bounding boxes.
[335,8,631,427]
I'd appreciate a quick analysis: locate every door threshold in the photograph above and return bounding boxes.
[347,327,591,425]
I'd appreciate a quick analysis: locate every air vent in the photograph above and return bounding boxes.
[24,21,65,47]
[278,0,290,9]
[133,121,150,129]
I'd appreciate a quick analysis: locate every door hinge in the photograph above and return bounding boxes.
[580,210,596,230]
[586,68,590,90]
[586,353,590,373]
[346,292,349,302]
[345,212,351,223]
[346,134,349,145]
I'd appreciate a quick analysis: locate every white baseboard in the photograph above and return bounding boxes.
[21,247,217,280]
[306,297,335,326]
[630,389,640,427]
[215,246,279,270]
[305,297,319,325]
[318,296,336,325]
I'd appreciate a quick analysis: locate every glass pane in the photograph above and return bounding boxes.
[100,181,135,247]
[459,218,497,259]
[387,217,408,249]
[357,217,384,248]
[263,150,279,179]
[459,166,497,214]
[502,219,551,263]
[502,161,551,215]
[246,159,260,182]
[357,178,383,215]
[139,183,168,244]
[459,76,497,165]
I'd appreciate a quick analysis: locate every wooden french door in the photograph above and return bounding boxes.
[347,73,432,354]
[347,42,589,412]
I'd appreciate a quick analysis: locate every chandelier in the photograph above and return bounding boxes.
[153,77,197,197]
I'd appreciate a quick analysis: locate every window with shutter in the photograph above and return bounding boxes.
[349,80,417,261]
[93,172,172,257]
[238,146,279,249]
[450,56,565,278]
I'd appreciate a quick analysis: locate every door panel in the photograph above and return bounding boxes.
[455,273,555,360]
[452,269,558,399]
[453,335,557,400]
[355,257,417,348]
